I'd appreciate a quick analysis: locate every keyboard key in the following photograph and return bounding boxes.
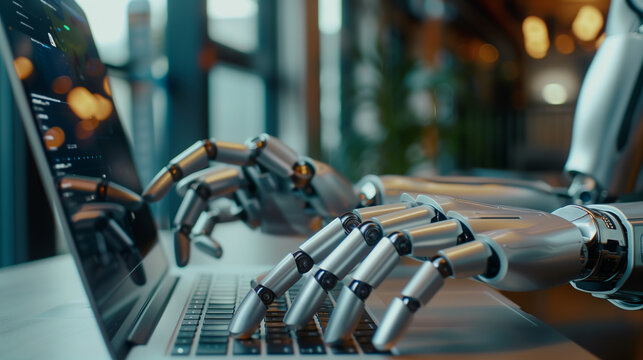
[233,339,261,355]
[352,329,374,336]
[179,325,197,332]
[267,343,294,355]
[174,338,193,345]
[202,320,229,326]
[202,324,228,331]
[358,342,388,354]
[299,344,326,355]
[267,337,292,345]
[356,322,376,330]
[196,343,227,356]
[176,331,195,339]
[200,330,229,337]
[330,339,358,355]
[171,345,191,356]
[199,336,229,344]
[295,330,320,337]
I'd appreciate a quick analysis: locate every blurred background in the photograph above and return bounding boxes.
[2,0,642,358]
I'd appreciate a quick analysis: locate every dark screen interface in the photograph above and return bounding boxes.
[0,0,165,343]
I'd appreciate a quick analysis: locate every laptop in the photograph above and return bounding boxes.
[0,0,594,359]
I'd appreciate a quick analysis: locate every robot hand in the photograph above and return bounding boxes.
[363,197,643,351]
[61,176,147,285]
[229,193,526,338]
[142,134,361,267]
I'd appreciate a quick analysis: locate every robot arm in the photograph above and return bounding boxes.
[367,197,643,350]
[565,0,643,203]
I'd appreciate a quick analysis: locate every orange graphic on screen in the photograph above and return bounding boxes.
[68,87,113,122]
[13,57,33,80]
[44,126,65,150]
[52,76,73,95]
[94,94,113,121]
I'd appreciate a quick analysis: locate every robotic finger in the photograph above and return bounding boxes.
[229,200,419,339]
[284,204,444,329]
[372,240,492,350]
[143,134,315,202]
[172,167,245,266]
[324,218,468,344]
[191,210,227,259]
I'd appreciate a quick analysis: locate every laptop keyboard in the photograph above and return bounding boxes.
[170,274,389,356]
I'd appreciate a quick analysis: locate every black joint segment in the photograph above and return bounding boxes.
[254,285,275,306]
[456,224,474,245]
[433,211,447,222]
[291,160,315,189]
[315,270,339,291]
[483,248,501,279]
[248,135,268,160]
[203,139,217,159]
[96,179,108,201]
[168,164,184,182]
[348,280,372,300]
[359,221,383,246]
[432,257,453,278]
[292,250,314,273]
[389,232,412,256]
[194,183,212,200]
[339,212,361,234]
[179,224,192,236]
[402,297,421,313]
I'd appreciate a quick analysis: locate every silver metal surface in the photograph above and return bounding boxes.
[259,254,301,296]
[352,237,400,286]
[376,205,435,232]
[172,189,207,227]
[172,141,210,176]
[371,297,415,351]
[213,140,251,165]
[438,241,491,278]
[192,211,217,236]
[409,219,463,257]
[401,261,445,304]
[476,219,584,291]
[372,175,568,212]
[254,134,298,178]
[299,217,346,261]
[306,159,360,217]
[201,167,243,195]
[283,275,327,329]
[142,168,174,202]
[323,287,364,344]
[354,202,412,220]
[564,30,643,200]
[317,229,370,277]
[228,291,267,338]
[575,203,643,303]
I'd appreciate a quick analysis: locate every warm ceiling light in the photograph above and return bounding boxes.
[555,34,575,55]
[523,16,549,59]
[572,5,603,42]
[542,83,568,105]
[479,43,499,63]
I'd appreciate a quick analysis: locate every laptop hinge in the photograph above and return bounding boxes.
[128,275,179,345]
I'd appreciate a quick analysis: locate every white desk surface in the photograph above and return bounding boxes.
[0,224,597,359]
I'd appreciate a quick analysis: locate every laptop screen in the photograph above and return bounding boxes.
[0,0,169,356]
